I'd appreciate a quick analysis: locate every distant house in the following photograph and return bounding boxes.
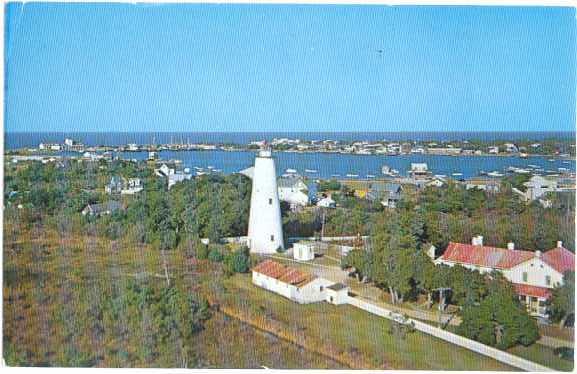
[434,236,574,318]
[278,175,309,209]
[121,178,143,195]
[82,201,123,217]
[465,178,501,193]
[155,164,192,189]
[155,163,175,177]
[523,175,558,201]
[426,177,446,188]
[317,195,336,208]
[168,172,192,189]
[105,176,124,194]
[252,260,349,305]
[366,182,403,208]
[106,176,143,195]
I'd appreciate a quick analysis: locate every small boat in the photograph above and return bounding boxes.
[346,174,359,178]
[194,166,203,170]
[527,164,539,169]
[562,161,571,164]
[331,174,340,177]
[366,174,376,178]
[305,169,318,173]
[286,168,297,173]
[548,159,555,162]
[488,171,504,177]
[196,171,207,176]
[207,166,214,169]
[479,170,487,176]
[452,173,463,177]
[558,167,569,172]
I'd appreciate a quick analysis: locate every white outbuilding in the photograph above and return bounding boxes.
[293,241,316,261]
[325,283,350,305]
[252,260,334,304]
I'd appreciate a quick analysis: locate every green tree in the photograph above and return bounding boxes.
[549,271,575,328]
[458,279,539,349]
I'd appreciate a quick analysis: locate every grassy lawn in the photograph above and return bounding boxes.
[508,345,573,372]
[218,274,515,371]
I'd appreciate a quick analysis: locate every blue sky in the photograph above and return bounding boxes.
[4,3,576,133]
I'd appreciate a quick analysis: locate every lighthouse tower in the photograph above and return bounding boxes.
[247,147,284,253]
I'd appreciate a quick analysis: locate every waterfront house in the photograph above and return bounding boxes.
[82,201,123,217]
[434,236,574,318]
[504,143,519,153]
[252,260,349,305]
[277,175,309,209]
[426,147,462,155]
[409,163,431,179]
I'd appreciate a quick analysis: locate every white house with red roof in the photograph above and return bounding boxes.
[252,260,349,305]
[434,236,574,318]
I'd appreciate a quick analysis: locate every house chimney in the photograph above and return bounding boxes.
[557,241,563,248]
[471,235,484,246]
[507,242,515,250]
[535,250,542,258]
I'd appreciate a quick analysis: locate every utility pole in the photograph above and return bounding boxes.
[320,208,326,240]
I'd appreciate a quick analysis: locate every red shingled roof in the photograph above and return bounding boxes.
[439,242,534,270]
[252,259,315,287]
[513,283,552,299]
[542,247,575,274]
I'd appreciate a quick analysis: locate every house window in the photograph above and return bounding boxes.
[270,235,274,242]
[522,272,528,282]
[320,286,324,291]
[546,275,551,286]
[330,296,334,303]
[269,198,272,205]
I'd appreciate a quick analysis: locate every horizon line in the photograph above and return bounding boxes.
[5,130,576,134]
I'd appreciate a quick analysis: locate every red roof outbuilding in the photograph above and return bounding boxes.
[252,259,315,287]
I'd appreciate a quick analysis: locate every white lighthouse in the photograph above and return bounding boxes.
[247,147,284,253]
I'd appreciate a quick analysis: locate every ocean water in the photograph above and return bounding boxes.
[5,132,575,179]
